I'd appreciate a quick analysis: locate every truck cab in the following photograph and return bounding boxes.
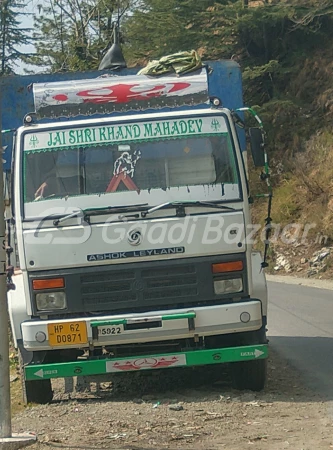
[5,61,268,403]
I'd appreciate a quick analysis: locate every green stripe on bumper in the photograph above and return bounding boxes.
[162,312,196,321]
[25,344,268,381]
[90,312,196,328]
[91,319,127,327]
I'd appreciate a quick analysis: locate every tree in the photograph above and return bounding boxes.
[122,0,220,64]
[0,0,32,75]
[29,0,136,73]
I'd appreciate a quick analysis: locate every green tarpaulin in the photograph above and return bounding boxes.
[138,50,203,76]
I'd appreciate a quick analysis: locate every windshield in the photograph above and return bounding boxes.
[22,115,241,214]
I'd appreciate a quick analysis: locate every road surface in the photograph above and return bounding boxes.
[268,279,333,400]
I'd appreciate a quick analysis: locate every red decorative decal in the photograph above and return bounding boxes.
[53,94,69,102]
[33,69,208,117]
[112,356,180,371]
[106,172,139,193]
[75,82,191,105]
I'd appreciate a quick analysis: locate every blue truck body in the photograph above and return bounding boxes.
[1,60,244,171]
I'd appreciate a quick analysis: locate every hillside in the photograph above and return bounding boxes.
[249,30,333,277]
[217,1,333,278]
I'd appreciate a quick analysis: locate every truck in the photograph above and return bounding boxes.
[2,53,270,404]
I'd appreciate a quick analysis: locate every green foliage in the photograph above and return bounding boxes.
[0,0,32,75]
[123,0,216,64]
[243,61,281,81]
[27,0,134,73]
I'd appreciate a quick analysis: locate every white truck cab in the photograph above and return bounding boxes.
[6,62,270,404]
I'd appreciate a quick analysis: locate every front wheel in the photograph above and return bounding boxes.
[230,358,267,391]
[19,352,53,404]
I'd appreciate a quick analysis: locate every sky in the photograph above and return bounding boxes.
[18,1,39,74]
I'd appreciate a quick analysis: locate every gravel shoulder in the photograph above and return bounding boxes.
[266,274,333,291]
[11,349,333,450]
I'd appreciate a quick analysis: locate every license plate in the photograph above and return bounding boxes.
[48,322,88,347]
[98,325,124,337]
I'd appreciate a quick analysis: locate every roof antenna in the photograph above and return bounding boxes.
[98,4,127,71]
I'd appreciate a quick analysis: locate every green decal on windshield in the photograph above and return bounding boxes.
[24,116,228,152]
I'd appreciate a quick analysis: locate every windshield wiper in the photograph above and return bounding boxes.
[53,208,86,227]
[52,201,235,225]
[53,204,150,226]
[141,201,236,217]
[83,203,149,217]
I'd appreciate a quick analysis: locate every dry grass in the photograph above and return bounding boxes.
[10,368,25,416]
[251,127,333,250]
[9,353,25,416]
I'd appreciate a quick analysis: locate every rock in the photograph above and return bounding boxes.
[10,375,18,383]
[108,433,127,440]
[284,264,293,273]
[274,254,292,273]
[318,264,327,273]
[300,258,307,264]
[307,269,318,277]
[169,404,184,411]
[310,256,319,264]
[319,251,330,261]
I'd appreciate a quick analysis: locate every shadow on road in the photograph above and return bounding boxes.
[269,335,333,401]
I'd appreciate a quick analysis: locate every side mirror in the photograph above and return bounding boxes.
[249,127,265,167]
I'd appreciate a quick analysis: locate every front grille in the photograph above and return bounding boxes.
[30,253,248,316]
[82,270,135,284]
[141,266,196,277]
[83,292,137,306]
[80,264,198,309]
[142,265,197,300]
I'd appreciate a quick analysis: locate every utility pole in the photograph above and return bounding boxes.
[0,79,36,450]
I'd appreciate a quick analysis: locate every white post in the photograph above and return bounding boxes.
[0,78,36,450]
[0,75,12,441]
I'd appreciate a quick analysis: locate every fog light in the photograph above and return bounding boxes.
[35,331,47,343]
[36,292,66,311]
[214,278,243,295]
[240,312,251,323]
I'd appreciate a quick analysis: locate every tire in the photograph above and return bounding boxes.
[19,352,53,404]
[231,358,267,391]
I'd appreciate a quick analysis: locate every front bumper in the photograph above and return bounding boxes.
[25,343,268,381]
[22,300,263,351]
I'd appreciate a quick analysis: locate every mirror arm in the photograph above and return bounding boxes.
[238,107,273,269]
[261,192,273,269]
[231,111,245,128]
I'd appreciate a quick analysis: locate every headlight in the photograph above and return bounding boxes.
[214,278,243,295]
[36,292,67,311]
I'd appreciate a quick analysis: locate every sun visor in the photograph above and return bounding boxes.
[33,69,209,119]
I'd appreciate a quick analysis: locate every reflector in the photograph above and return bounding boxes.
[32,278,65,290]
[212,261,243,274]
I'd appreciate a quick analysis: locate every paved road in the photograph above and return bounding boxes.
[268,280,333,400]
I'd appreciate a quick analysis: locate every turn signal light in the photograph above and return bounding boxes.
[212,261,243,274]
[32,278,65,290]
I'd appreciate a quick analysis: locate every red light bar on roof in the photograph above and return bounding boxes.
[33,69,209,119]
